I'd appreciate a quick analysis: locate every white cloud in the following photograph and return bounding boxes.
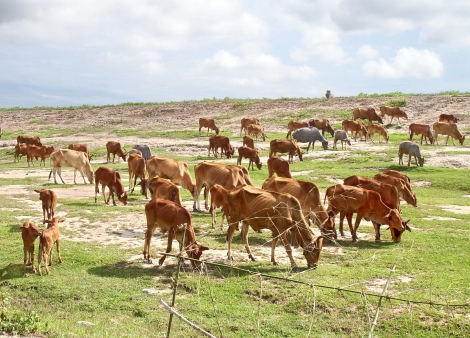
[363,48,444,79]
[290,28,346,63]
[357,45,379,60]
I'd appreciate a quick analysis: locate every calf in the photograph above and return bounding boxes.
[367,123,389,143]
[409,123,434,144]
[38,218,64,276]
[308,119,335,137]
[333,130,351,150]
[237,146,262,170]
[106,141,127,163]
[94,167,128,206]
[208,135,234,158]
[20,221,41,273]
[27,145,55,167]
[240,117,260,136]
[269,139,302,163]
[433,122,465,146]
[209,184,229,229]
[14,143,28,162]
[242,135,255,149]
[68,143,91,160]
[128,153,148,198]
[380,106,408,124]
[246,124,266,141]
[148,177,182,205]
[267,156,292,178]
[398,141,424,167]
[286,120,308,139]
[383,170,412,190]
[373,173,417,207]
[342,120,368,141]
[34,189,57,223]
[439,114,458,123]
[199,118,220,135]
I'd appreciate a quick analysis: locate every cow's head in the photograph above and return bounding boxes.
[389,220,411,242]
[118,191,128,205]
[459,135,465,145]
[186,242,209,268]
[303,236,324,269]
[315,212,337,240]
[215,127,220,135]
[418,157,424,167]
[321,140,328,151]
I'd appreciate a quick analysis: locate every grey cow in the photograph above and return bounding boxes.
[132,144,152,160]
[398,141,424,167]
[292,127,328,152]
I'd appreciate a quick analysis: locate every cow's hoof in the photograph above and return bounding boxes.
[249,255,257,262]
[292,267,301,273]
[375,239,381,243]
[227,256,234,261]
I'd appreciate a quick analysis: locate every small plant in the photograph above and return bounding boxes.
[383,98,408,107]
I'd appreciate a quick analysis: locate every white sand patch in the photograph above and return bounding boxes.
[423,216,459,221]
[441,205,470,214]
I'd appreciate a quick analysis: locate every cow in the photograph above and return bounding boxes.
[333,130,351,150]
[148,177,182,205]
[352,108,384,124]
[34,189,57,224]
[127,153,148,198]
[409,123,434,144]
[324,184,408,243]
[242,135,255,149]
[240,117,260,136]
[267,156,292,178]
[143,198,209,268]
[226,185,324,270]
[269,139,303,164]
[261,177,335,237]
[209,184,229,229]
[17,135,42,146]
[106,141,127,163]
[27,145,56,167]
[439,114,458,123]
[146,156,198,210]
[398,141,424,167]
[246,124,266,141]
[383,170,412,190]
[94,167,128,206]
[373,173,417,207]
[308,119,335,137]
[342,120,368,141]
[367,123,389,143]
[20,221,41,273]
[38,218,64,276]
[199,118,220,135]
[433,122,465,146]
[286,120,308,139]
[208,135,234,158]
[49,149,94,185]
[194,161,253,211]
[380,106,408,124]
[14,143,28,162]
[68,143,91,160]
[292,127,328,151]
[132,144,152,160]
[237,146,262,170]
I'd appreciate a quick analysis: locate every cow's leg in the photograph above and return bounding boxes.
[94,181,100,203]
[352,213,363,242]
[373,222,381,242]
[408,154,412,167]
[56,240,62,263]
[22,246,28,273]
[221,208,227,230]
[29,247,35,272]
[159,229,175,266]
[240,222,256,261]
[270,236,280,266]
[339,211,346,237]
[56,167,66,184]
[110,187,117,206]
[37,244,44,276]
[226,222,238,261]
[78,168,87,184]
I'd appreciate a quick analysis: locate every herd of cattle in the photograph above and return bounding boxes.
[14,105,465,274]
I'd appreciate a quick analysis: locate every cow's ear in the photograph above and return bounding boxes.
[58,219,66,223]
[199,245,209,251]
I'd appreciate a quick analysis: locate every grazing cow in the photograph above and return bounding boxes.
[127,153,148,198]
[106,141,127,163]
[292,127,328,152]
[240,117,260,136]
[352,108,384,124]
[20,221,41,273]
[383,170,412,190]
[17,135,42,146]
[68,143,91,160]
[269,139,303,164]
[194,161,253,211]
[143,199,209,268]
[409,123,434,144]
[333,130,351,150]
[439,114,458,123]
[246,124,266,141]
[286,120,308,139]
[37,218,64,275]
[94,167,127,206]
[373,173,417,207]
[242,135,255,149]
[433,122,465,146]
[148,177,182,205]
[27,145,56,167]
[342,120,368,141]
[380,106,408,124]
[398,141,424,167]
[209,184,229,229]
[237,146,262,170]
[199,118,219,135]
[262,177,335,237]
[308,119,335,137]
[267,156,292,178]
[367,123,389,143]
[325,184,407,242]
[146,156,198,209]
[208,135,234,158]
[226,185,324,270]
[34,189,57,223]
[132,144,152,160]
[14,143,28,162]
[49,149,94,185]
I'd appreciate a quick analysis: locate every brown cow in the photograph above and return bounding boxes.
[383,170,411,190]
[242,135,255,149]
[246,124,266,141]
[380,106,408,124]
[342,120,368,141]
[49,149,94,185]
[352,107,384,124]
[439,114,458,123]
[20,221,41,273]
[27,145,55,167]
[433,122,465,146]
[267,156,292,178]
[14,143,28,162]
[199,118,220,135]
[286,120,308,139]
[237,146,262,170]
[106,141,127,163]
[194,161,253,211]
[240,117,260,136]
[143,198,209,268]
[409,123,434,144]
[209,184,229,229]
[262,177,335,237]
[325,184,407,242]
[208,135,234,158]
[34,189,57,223]
[38,218,64,276]
[127,153,148,198]
[269,139,303,164]
[148,177,182,205]
[68,143,91,160]
[94,167,128,206]
[17,135,42,146]
[373,173,417,206]
[308,119,335,137]
[367,123,389,143]
[226,185,324,270]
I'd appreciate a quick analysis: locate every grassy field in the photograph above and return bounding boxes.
[1,98,470,337]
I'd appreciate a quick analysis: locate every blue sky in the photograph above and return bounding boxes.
[1,0,469,108]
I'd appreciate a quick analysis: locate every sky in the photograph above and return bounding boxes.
[1,0,469,108]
